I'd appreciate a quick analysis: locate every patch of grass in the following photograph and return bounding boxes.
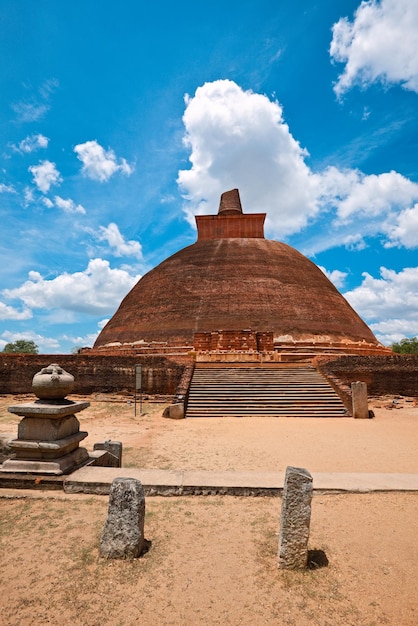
[0,501,32,537]
[78,545,96,566]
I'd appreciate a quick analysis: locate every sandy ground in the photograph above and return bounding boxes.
[1,392,413,473]
[0,393,417,625]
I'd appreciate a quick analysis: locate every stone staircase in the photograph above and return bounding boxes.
[186,365,348,418]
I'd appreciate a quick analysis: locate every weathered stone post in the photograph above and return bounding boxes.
[278,466,313,569]
[100,477,146,559]
[351,381,369,419]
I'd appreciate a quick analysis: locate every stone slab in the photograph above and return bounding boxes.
[10,431,87,451]
[64,467,185,495]
[1,447,89,475]
[8,400,90,419]
[10,431,88,460]
[312,472,418,492]
[63,468,418,496]
[181,470,284,494]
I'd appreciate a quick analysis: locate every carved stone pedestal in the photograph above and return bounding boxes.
[2,400,90,475]
[1,363,90,476]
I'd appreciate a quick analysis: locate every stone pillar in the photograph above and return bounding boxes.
[351,381,369,419]
[100,477,146,559]
[278,466,313,569]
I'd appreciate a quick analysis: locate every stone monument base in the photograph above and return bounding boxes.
[3,398,90,476]
[1,447,89,475]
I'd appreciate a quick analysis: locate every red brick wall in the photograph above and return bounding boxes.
[2,353,417,397]
[0,354,189,395]
[315,354,418,397]
[196,214,266,240]
[257,332,275,352]
[193,330,273,352]
[193,333,212,351]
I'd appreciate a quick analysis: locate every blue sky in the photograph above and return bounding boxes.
[1,0,418,353]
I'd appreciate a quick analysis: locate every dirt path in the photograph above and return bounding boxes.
[0,394,417,625]
[0,491,417,625]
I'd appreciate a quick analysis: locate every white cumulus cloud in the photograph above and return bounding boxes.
[61,332,101,349]
[342,233,367,251]
[2,259,141,316]
[369,318,418,345]
[0,330,60,352]
[98,223,143,258]
[318,266,348,289]
[54,196,86,215]
[42,197,54,208]
[0,183,15,193]
[23,186,35,205]
[74,140,133,182]
[177,80,418,245]
[343,266,418,344]
[13,133,49,154]
[319,168,418,220]
[330,0,418,97]
[385,203,418,248]
[0,302,32,321]
[177,80,319,237]
[28,160,62,193]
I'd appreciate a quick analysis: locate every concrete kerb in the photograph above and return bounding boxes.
[1,467,418,496]
[63,468,418,496]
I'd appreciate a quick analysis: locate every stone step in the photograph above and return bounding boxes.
[187,408,347,418]
[192,378,328,383]
[190,386,331,390]
[189,378,333,383]
[192,376,336,386]
[186,365,347,418]
[188,398,344,403]
[187,403,346,410]
[191,373,324,379]
[188,408,344,413]
[190,373,333,381]
[187,402,345,409]
[188,392,343,399]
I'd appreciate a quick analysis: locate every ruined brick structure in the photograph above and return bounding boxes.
[315,354,418,398]
[1,353,417,398]
[193,331,274,353]
[3,189,402,400]
[93,189,389,358]
[0,353,186,396]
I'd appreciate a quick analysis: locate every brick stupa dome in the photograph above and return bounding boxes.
[94,189,386,354]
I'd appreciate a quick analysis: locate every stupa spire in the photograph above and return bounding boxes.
[196,188,265,240]
[218,188,243,215]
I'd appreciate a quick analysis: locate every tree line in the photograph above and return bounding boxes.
[2,337,418,354]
